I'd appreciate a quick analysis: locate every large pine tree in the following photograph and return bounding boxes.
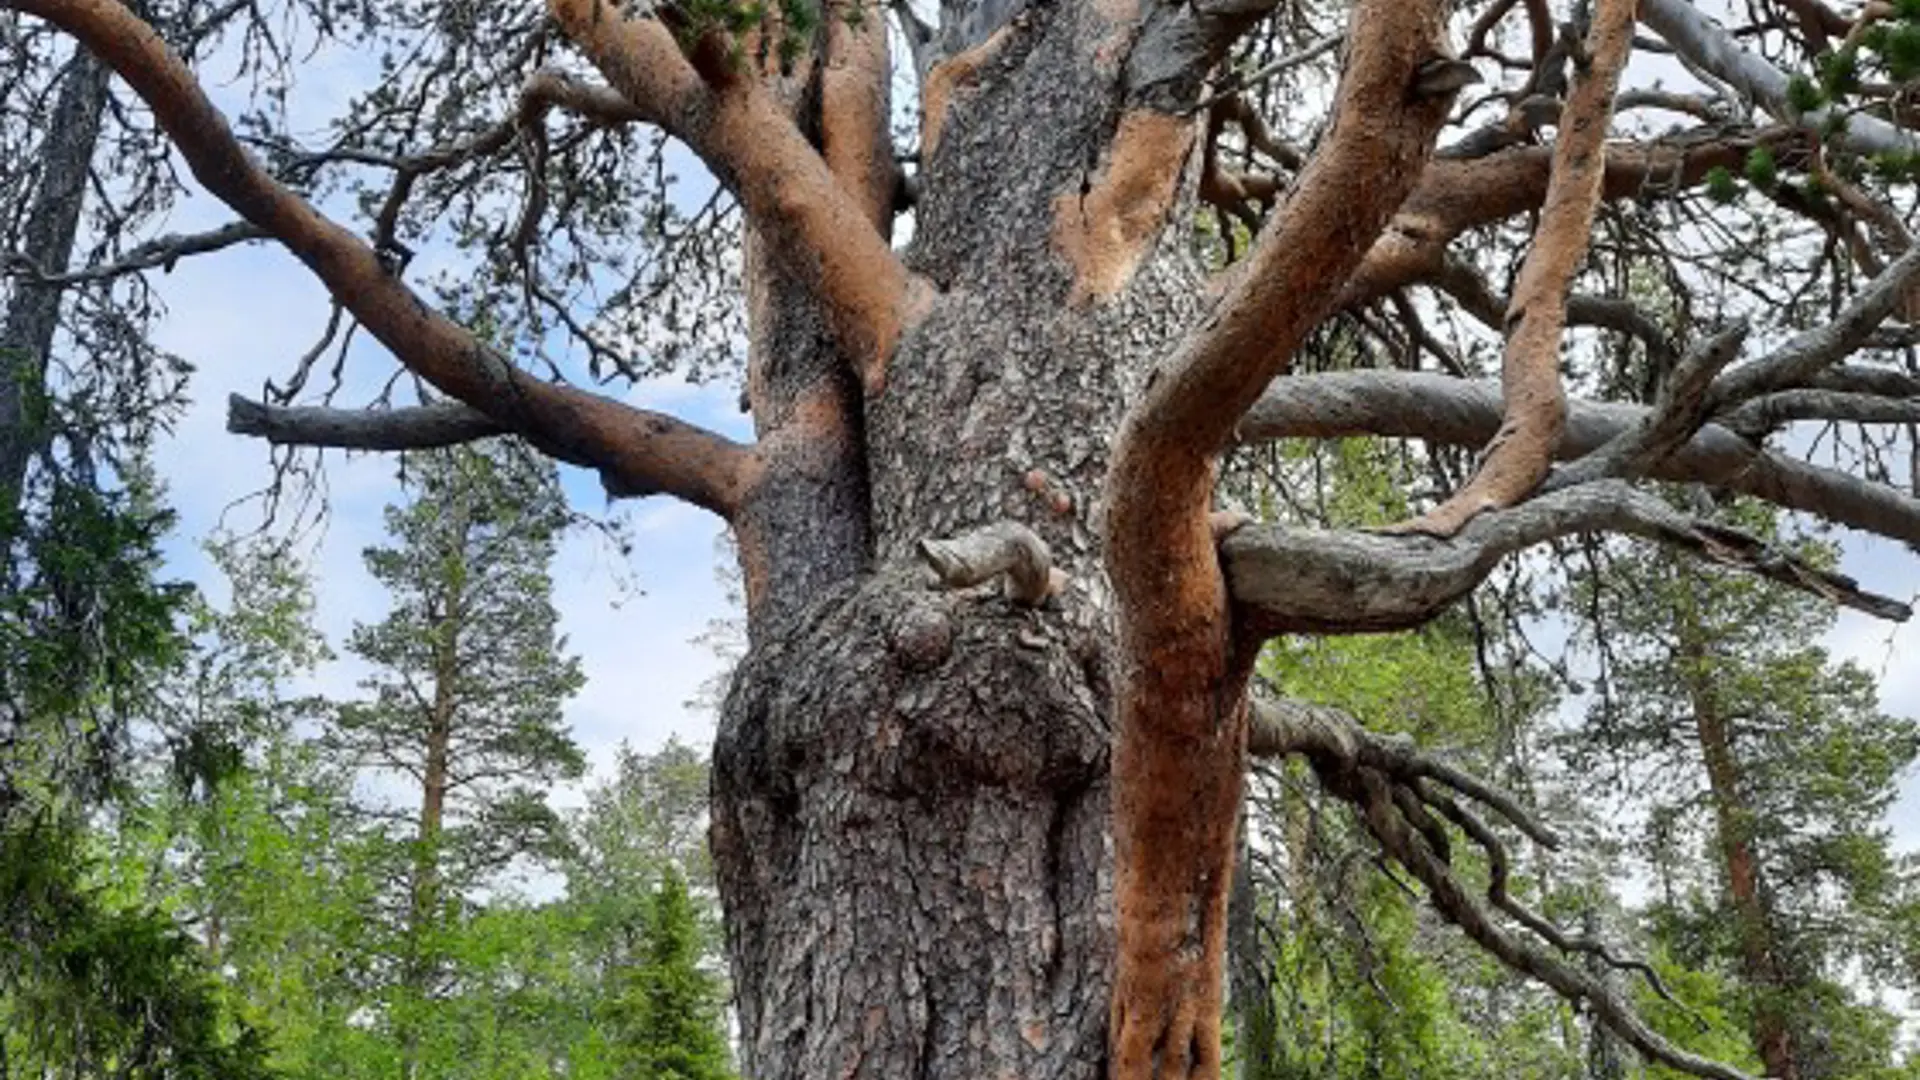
[20,0,1920,1076]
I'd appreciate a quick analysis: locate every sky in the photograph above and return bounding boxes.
[117,0,1920,844]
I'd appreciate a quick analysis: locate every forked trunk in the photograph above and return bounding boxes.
[710,2,1213,1073]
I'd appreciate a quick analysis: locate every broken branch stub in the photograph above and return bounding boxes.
[918,521,1064,606]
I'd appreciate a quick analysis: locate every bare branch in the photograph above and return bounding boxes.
[1223,479,1911,633]
[1640,0,1920,156]
[1251,694,1744,1077]
[1240,370,1920,546]
[1709,245,1920,407]
[1247,695,1558,848]
[2,219,266,285]
[1546,321,1751,489]
[1396,0,1636,537]
[918,521,1063,606]
[226,395,503,452]
[1332,764,1762,1080]
[19,0,760,517]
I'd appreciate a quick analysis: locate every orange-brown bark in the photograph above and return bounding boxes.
[821,0,896,229]
[1679,617,1799,1080]
[1397,0,1636,536]
[921,26,1011,157]
[549,0,925,395]
[15,0,759,518]
[1337,130,1784,309]
[1102,3,1459,1076]
[1054,109,1197,304]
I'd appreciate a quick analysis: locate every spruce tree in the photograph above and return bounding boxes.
[609,867,735,1080]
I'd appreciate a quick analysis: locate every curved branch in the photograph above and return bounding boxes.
[1397,0,1636,536]
[1103,3,1462,1074]
[548,0,924,396]
[1640,0,1920,157]
[18,0,759,517]
[1240,369,1920,546]
[1222,479,1910,634]
[1340,129,1790,308]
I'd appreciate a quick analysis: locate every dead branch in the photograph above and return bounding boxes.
[1332,763,1762,1080]
[1247,696,1558,847]
[1223,479,1911,633]
[918,521,1063,606]
[1545,322,1752,490]
[19,0,761,517]
[2,219,266,285]
[549,0,924,397]
[1395,0,1635,537]
[226,396,503,452]
[1641,0,1920,156]
[1249,693,1734,1071]
[1239,369,1920,547]
[1710,245,1920,407]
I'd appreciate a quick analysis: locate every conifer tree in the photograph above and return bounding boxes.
[327,439,586,1067]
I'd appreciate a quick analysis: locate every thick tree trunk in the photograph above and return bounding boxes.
[710,2,1212,1075]
[1677,592,1797,1080]
[0,50,108,516]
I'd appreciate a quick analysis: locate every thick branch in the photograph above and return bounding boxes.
[1241,369,1920,546]
[1340,129,1789,308]
[1104,4,1460,1075]
[1398,0,1635,536]
[1640,0,1920,156]
[548,0,923,395]
[19,0,759,517]
[1223,479,1910,634]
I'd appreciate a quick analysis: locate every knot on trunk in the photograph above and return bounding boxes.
[919,520,1066,606]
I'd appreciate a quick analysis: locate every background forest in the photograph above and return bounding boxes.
[5,0,1920,1076]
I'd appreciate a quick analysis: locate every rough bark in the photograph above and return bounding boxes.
[1677,592,1798,1080]
[0,49,108,515]
[28,2,1920,1079]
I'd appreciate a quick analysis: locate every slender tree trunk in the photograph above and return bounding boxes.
[400,496,465,1080]
[0,50,108,519]
[1228,820,1280,1080]
[1677,587,1797,1080]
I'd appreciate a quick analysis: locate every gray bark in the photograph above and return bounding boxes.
[1240,370,1920,545]
[0,50,108,515]
[1639,0,1920,157]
